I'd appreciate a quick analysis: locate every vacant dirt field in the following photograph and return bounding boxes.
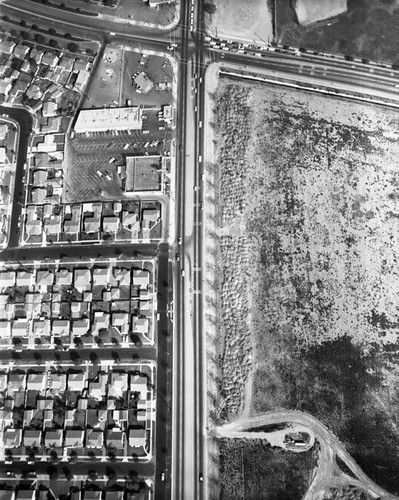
[206,0,274,44]
[277,0,399,65]
[211,78,399,494]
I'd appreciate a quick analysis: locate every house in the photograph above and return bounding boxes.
[86,429,103,448]
[11,318,28,337]
[106,429,124,448]
[130,375,147,398]
[136,409,146,422]
[88,373,107,400]
[74,268,91,292]
[43,410,54,428]
[83,492,102,500]
[16,270,33,287]
[62,407,74,425]
[102,216,120,233]
[0,40,16,55]
[3,428,22,448]
[71,302,89,319]
[128,428,146,448]
[48,373,67,392]
[13,44,30,58]
[121,211,140,231]
[16,492,35,500]
[8,372,26,394]
[27,373,46,391]
[84,217,100,233]
[64,429,84,447]
[112,409,128,427]
[134,72,153,94]
[108,372,128,398]
[31,187,48,204]
[0,490,15,500]
[92,311,109,333]
[64,219,80,234]
[25,219,42,237]
[68,372,86,391]
[112,313,129,335]
[45,429,63,447]
[132,269,150,288]
[37,399,54,410]
[92,268,108,287]
[52,319,70,337]
[58,56,75,72]
[42,52,59,67]
[36,269,54,289]
[32,319,50,337]
[72,318,90,336]
[0,373,7,392]
[44,216,61,235]
[132,316,149,335]
[0,409,13,426]
[0,270,15,288]
[42,101,58,118]
[0,321,9,339]
[23,429,42,448]
[55,269,73,286]
[113,268,130,286]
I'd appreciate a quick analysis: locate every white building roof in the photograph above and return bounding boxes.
[74,107,142,133]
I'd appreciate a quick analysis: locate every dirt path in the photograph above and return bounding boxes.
[217,412,399,500]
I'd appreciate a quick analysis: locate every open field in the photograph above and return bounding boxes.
[277,0,399,65]
[206,0,273,44]
[210,78,399,494]
[219,437,318,500]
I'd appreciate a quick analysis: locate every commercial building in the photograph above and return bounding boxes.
[125,155,161,193]
[74,107,142,133]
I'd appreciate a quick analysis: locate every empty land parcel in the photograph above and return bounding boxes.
[208,78,399,495]
[277,0,399,65]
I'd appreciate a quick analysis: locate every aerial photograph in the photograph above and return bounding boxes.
[0,0,399,499]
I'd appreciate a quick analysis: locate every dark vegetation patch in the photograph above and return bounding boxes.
[277,0,399,66]
[219,437,318,500]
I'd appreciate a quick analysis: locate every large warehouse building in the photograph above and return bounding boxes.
[74,107,142,133]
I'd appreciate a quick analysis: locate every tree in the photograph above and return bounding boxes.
[49,39,58,48]
[34,34,46,44]
[203,3,216,14]
[67,43,79,53]
[48,28,56,36]
[20,20,27,27]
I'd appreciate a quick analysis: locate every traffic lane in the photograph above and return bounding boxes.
[0,243,157,262]
[3,460,155,480]
[217,50,399,86]
[218,55,399,97]
[154,243,172,500]
[1,1,173,43]
[0,106,32,249]
[0,346,156,365]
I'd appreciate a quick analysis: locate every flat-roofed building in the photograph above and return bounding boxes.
[74,107,142,133]
[125,156,161,193]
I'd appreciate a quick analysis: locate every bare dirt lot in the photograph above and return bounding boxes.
[209,76,399,495]
[277,0,399,65]
[206,0,273,44]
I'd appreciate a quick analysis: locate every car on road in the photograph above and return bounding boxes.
[177,237,182,244]
[176,253,180,262]
[181,269,185,277]
[199,473,204,482]
[160,471,166,482]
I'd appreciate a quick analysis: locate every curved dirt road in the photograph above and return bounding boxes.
[217,411,399,500]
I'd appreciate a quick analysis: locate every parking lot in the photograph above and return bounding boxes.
[64,114,171,203]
